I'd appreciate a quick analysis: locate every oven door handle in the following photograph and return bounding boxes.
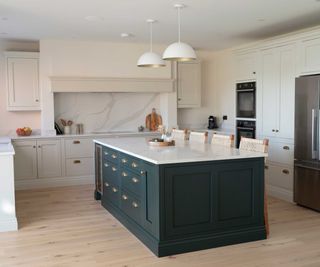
[237,89,255,92]
[237,127,255,130]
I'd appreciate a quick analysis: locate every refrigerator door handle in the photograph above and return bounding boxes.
[312,109,317,159]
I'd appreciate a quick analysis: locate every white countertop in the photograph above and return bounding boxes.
[94,137,266,165]
[0,138,14,156]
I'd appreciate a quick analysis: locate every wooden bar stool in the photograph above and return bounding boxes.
[239,137,269,236]
[189,131,208,144]
[211,133,235,147]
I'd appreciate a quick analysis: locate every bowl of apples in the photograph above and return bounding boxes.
[16,127,32,136]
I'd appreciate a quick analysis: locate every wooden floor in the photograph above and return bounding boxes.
[1,186,320,267]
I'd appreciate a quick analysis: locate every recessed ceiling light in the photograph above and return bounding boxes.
[84,15,104,22]
[121,33,134,38]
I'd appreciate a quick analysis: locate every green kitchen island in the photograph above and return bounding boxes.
[94,137,267,257]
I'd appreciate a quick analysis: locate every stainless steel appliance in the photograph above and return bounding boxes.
[294,75,320,211]
[236,82,256,118]
[236,120,256,148]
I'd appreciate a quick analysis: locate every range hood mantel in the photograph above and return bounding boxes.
[50,76,175,93]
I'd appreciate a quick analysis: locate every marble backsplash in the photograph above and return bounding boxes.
[54,92,161,134]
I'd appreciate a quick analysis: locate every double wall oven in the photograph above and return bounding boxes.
[236,81,256,148]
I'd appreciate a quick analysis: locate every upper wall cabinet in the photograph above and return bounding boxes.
[299,36,320,75]
[5,52,40,111]
[234,52,257,82]
[177,61,201,108]
[260,44,296,139]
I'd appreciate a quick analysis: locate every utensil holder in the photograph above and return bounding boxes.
[64,126,71,135]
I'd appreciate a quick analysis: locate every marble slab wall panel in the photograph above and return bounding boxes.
[54,92,161,134]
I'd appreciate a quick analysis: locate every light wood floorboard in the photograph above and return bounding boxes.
[0,185,320,267]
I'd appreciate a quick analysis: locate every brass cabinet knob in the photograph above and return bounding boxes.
[283,146,290,150]
[122,172,128,177]
[282,169,289,174]
[275,129,279,132]
[112,167,117,172]
[132,177,139,183]
[112,187,118,193]
[35,99,39,102]
[33,145,36,148]
[131,162,138,168]
[121,158,127,163]
[132,202,138,208]
[122,194,128,200]
[111,154,117,159]
[140,170,145,175]
[105,182,110,187]
[272,129,275,132]
[104,163,109,168]
[178,98,182,101]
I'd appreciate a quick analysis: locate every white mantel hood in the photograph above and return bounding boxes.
[50,76,175,93]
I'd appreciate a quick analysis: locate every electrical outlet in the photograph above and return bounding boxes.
[222,115,228,120]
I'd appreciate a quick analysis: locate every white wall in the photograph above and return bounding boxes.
[40,40,177,134]
[177,49,235,131]
[0,40,40,135]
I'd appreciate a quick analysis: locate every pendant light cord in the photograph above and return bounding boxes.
[150,21,153,52]
[177,6,181,43]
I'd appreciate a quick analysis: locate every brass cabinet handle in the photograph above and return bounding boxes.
[132,202,138,208]
[112,167,117,172]
[112,187,118,193]
[73,140,80,144]
[264,165,269,170]
[111,154,117,159]
[104,163,109,168]
[73,160,81,164]
[104,151,109,155]
[122,194,128,200]
[283,146,290,150]
[131,162,138,168]
[121,158,127,163]
[282,169,289,175]
[105,182,110,187]
[132,177,139,183]
[122,172,128,177]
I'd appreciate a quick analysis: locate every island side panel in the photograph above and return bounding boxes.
[158,157,266,256]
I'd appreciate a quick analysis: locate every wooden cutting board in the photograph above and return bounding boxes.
[145,108,162,132]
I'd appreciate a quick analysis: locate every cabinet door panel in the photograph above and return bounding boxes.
[278,45,295,138]
[300,37,320,74]
[177,61,201,108]
[7,57,40,109]
[13,141,37,180]
[235,53,256,81]
[261,49,279,137]
[163,165,214,238]
[37,140,62,178]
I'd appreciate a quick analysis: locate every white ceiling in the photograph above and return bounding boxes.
[1,0,320,50]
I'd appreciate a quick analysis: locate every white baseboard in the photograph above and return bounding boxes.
[0,217,18,232]
[15,175,95,190]
[266,184,294,203]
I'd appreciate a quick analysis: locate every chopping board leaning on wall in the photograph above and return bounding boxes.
[146,108,162,132]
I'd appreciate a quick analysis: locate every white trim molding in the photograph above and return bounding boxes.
[0,217,18,232]
[50,76,175,93]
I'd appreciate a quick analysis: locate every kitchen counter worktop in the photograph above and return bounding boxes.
[0,138,15,156]
[94,136,266,165]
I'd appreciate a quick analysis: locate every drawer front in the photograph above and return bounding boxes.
[120,153,143,174]
[103,160,119,185]
[103,180,120,207]
[65,138,94,158]
[267,141,294,166]
[120,190,142,225]
[120,169,143,198]
[103,147,119,163]
[66,158,94,176]
[265,163,293,190]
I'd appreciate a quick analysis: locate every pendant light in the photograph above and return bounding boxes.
[137,19,166,67]
[163,4,196,61]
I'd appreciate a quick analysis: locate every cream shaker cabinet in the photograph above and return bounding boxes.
[234,52,257,82]
[299,36,320,75]
[177,61,201,108]
[5,52,40,111]
[13,139,62,180]
[260,44,296,139]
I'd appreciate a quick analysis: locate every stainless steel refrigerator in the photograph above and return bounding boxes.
[295,75,320,211]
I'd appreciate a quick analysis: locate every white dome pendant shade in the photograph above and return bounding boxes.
[163,4,196,62]
[137,19,165,67]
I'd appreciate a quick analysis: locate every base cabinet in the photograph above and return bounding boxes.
[97,146,266,257]
[13,141,37,180]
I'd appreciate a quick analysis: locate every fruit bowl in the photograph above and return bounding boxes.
[16,127,32,136]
